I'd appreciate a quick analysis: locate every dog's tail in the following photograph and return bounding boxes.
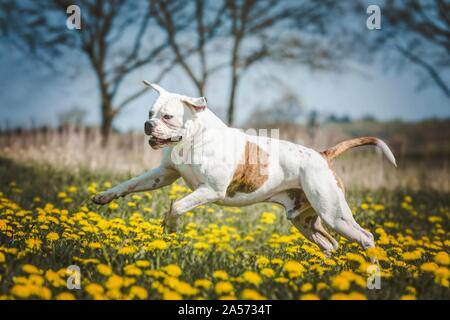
[321,137,396,167]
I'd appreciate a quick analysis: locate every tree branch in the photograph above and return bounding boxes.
[396,44,450,99]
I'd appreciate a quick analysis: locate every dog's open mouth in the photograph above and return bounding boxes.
[148,136,182,149]
[149,136,170,148]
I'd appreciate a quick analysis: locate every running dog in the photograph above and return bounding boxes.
[93,81,396,257]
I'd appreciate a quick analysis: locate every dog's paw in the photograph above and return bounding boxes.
[92,192,115,205]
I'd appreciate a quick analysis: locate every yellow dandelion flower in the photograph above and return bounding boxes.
[25,238,42,250]
[57,192,67,198]
[330,293,349,300]
[22,264,41,274]
[129,286,148,300]
[146,239,168,251]
[67,186,77,193]
[194,279,212,289]
[36,286,52,300]
[348,292,367,300]
[162,264,182,277]
[88,242,102,249]
[256,256,270,267]
[260,268,275,278]
[299,293,320,300]
[283,261,305,278]
[46,232,59,241]
[402,250,422,261]
[300,283,313,292]
[105,275,124,290]
[400,295,416,300]
[45,270,65,287]
[213,270,229,280]
[118,246,137,255]
[434,252,449,266]
[219,295,237,300]
[108,202,119,210]
[11,285,32,299]
[316,282,327,290]
[176,281,199,296]
[240,289,266,300]
[193,242,210,250]
[85,283,104,296]
[106,289,122,300]
[124,265,142,276]
[260,212,276,224]
[97,264,112,276]
[331,275,351,291]
[274,277,289,283]
[241,271,262,286]
[163,291,182,300]
[135,260,151,268]
[215,281,234,295]
[421,262,439,272]
[434,267,449,287]
[56,292,76,300]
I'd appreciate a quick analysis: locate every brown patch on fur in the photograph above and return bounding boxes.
[285,189,309,212]
[321,137,378,162]
[226,141,269,197]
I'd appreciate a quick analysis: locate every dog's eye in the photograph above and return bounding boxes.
[149,111,154,118]
[163,114,173,120]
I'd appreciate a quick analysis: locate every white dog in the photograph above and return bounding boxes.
[93,81,396,257]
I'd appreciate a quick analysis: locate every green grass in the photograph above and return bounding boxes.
[0,158,449,300]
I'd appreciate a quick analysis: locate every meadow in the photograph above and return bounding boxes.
[0,156,449,300]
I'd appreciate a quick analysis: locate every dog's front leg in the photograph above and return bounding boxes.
[163,185,221,233]
[92,166,179,205]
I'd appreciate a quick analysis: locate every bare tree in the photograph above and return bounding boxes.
[150,0,226,96]
[151,0,347,125]
[355,0,450,99]
[223,0,346,124]
[1,0,172,145]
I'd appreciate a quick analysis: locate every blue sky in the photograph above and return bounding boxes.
[0,1,449,132]
[1,47,448,132]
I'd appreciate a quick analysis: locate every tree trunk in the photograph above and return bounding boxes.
[89,44,114,147]
[227,71,238,125]
[99,81,114,147]
[100,103,114,147]
[227,39,241,125]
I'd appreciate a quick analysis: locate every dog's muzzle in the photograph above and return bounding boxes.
[144,121,182,149]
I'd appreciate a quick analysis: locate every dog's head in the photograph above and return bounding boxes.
[143,80,207,149]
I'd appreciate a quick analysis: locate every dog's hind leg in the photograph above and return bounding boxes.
[268,190,338,256]
[291,207,339,257]
[299,165,375,251]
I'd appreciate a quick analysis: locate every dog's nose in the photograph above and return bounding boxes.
[144,120,155,135]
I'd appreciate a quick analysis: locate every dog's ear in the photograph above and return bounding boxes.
[181,96,207,112]
[143,80,167,95]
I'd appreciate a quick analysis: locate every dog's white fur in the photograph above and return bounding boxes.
[93,82,396,257]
